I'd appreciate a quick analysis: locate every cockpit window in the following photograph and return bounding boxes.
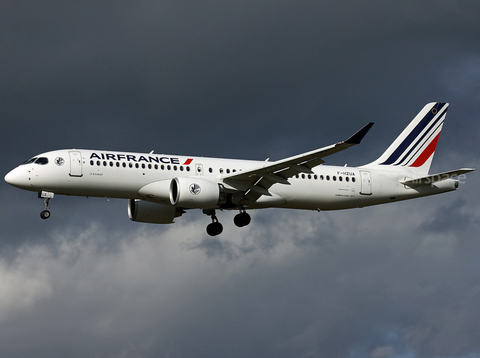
[21,157,48,165]
[22,157,38,165]
[36,157,49,165]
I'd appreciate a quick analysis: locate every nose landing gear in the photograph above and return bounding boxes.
[38,191,54,220]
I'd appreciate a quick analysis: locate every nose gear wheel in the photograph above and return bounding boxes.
[40,209,51,219]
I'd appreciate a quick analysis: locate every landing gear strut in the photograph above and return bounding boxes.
[204,209,223,236]
[39,191,54,220]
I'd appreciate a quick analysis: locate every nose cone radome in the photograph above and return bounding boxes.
[4,169,16,185]
[4,167,27,189]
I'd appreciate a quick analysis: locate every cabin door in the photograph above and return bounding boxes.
[359,170,372,195]
[69,151,83,177]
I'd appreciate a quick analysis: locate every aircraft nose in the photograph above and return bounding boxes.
[4,167,27,188]
[4,169,16,185]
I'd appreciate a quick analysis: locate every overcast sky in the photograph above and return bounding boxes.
[1,1,480,357]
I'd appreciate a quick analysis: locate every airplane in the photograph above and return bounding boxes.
[4,102,475,236]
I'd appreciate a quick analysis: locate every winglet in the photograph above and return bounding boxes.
[345,122,374,145]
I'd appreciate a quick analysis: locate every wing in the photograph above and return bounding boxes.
[222,122,374,203]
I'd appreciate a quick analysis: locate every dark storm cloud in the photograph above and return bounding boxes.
[2,1,479,156]
[1,1,480,358]
[2,199,480,358]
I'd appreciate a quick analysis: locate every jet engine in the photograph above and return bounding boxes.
[128,199,183,224]
[170,177,226,209]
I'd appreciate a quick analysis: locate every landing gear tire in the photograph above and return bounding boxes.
[206,222,223,236]
[234,212,251,227]
[40,210,51,220]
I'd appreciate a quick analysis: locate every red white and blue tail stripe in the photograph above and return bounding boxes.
[367,102,448,175]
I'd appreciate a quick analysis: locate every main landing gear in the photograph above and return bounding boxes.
[203,208,252,236]
[204,210,223,236]
[234,210,251,228]
[38,191,54,220]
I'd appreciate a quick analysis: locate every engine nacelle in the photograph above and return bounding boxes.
[128,199,183,224]
[138,179,171,204]
[170,177,226,209]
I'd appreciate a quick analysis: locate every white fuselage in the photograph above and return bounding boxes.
[5,149,458,211]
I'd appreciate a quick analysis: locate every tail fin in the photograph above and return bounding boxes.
[365,102,448,176]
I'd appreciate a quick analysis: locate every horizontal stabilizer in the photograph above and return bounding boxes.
[401,168,475,185]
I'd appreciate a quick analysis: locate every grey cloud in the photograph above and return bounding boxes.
[2,194,480,357]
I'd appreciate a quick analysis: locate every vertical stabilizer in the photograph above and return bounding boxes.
[365,102,448,177]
